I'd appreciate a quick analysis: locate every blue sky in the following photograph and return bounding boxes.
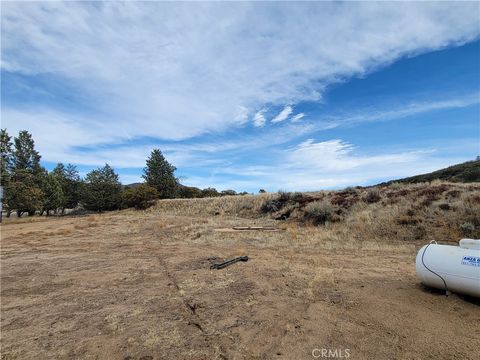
[2,2,479,192]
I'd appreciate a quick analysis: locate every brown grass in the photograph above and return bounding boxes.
[149,180,480,244]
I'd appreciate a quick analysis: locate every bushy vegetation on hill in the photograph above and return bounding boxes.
[386,159,480,184]
[152,181,480,243]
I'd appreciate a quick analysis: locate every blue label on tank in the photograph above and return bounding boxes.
[461,256,480,267]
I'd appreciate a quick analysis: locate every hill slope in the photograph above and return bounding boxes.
[389,159,480,184]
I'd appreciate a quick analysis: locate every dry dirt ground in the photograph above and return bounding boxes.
[1,210,479,360]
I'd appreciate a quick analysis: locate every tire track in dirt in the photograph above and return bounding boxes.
[157,254,229,360]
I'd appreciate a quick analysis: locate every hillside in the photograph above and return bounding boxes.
[152,181,480,242]
[387,159,480,184]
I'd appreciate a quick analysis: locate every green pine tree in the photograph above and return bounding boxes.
[41,172,64,215]
[5,131,45,216]
[0,129,13,218]
[5,169,44,217]
[52,163,81,212]
[81,164,122,212]
[12,130,41,173]
[142,149,178,198]
[0,129,12,185]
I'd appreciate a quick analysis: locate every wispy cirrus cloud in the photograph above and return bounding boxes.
[3,93,477,172]
[253,109,267,127]
[316,93,480,130]
[272,105,293,123]
[291,113,305,123]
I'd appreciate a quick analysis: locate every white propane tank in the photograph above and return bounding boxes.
[416,239,480,297]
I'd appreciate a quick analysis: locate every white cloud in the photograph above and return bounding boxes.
[3,93,477,175]
[212,139,474,191]
[318,94,480,130]
[253,109,267,127]
[291,113,305,122]
[2,2,479,146]
[286,139,431,172]
[272,105,293,123]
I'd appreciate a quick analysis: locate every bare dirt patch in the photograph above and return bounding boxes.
[1,210,479,359]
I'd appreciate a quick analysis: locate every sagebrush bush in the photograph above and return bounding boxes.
[260,199,283,213]
[364,188,381,203]
[304,200,335,225]
[278,191,304,203]
[261,191,305,213]
[459,222,475,236]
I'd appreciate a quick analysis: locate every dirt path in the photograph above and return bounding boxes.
[1,212,479,359]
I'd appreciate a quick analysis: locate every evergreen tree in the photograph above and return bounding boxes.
[12,130,41,173]
[0,130,13,218]
[81,164,122,211]
[1,130,13,217]
[0,129,12,186]
[41,172,64,215]
[4,131,45,216]
[52,163,81,211]
[142,149,178,198]
[5,169,44,217]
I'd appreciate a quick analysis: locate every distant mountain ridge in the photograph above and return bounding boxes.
[388,159,480,184]
[123,182,143,188]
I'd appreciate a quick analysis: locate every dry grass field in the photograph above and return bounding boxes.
[1,182,479,359]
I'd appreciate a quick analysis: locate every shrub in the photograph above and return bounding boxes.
[417,185,449,198]
[420,194,437,207]
[304,200,335,225]
[331,193,359,208]
[459,221,475,236]
[445,189,460,198]
[177,185,202,198]
[261,199,282,213]
[277,191,304,203]
[438,203,451,211]
[342,186,359,195]
[364,188,381,203]
[261,191,299,213]
[201,187,220,197]
[122,184,158,209]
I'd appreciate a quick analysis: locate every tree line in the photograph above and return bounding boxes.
[0,130,249,217]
